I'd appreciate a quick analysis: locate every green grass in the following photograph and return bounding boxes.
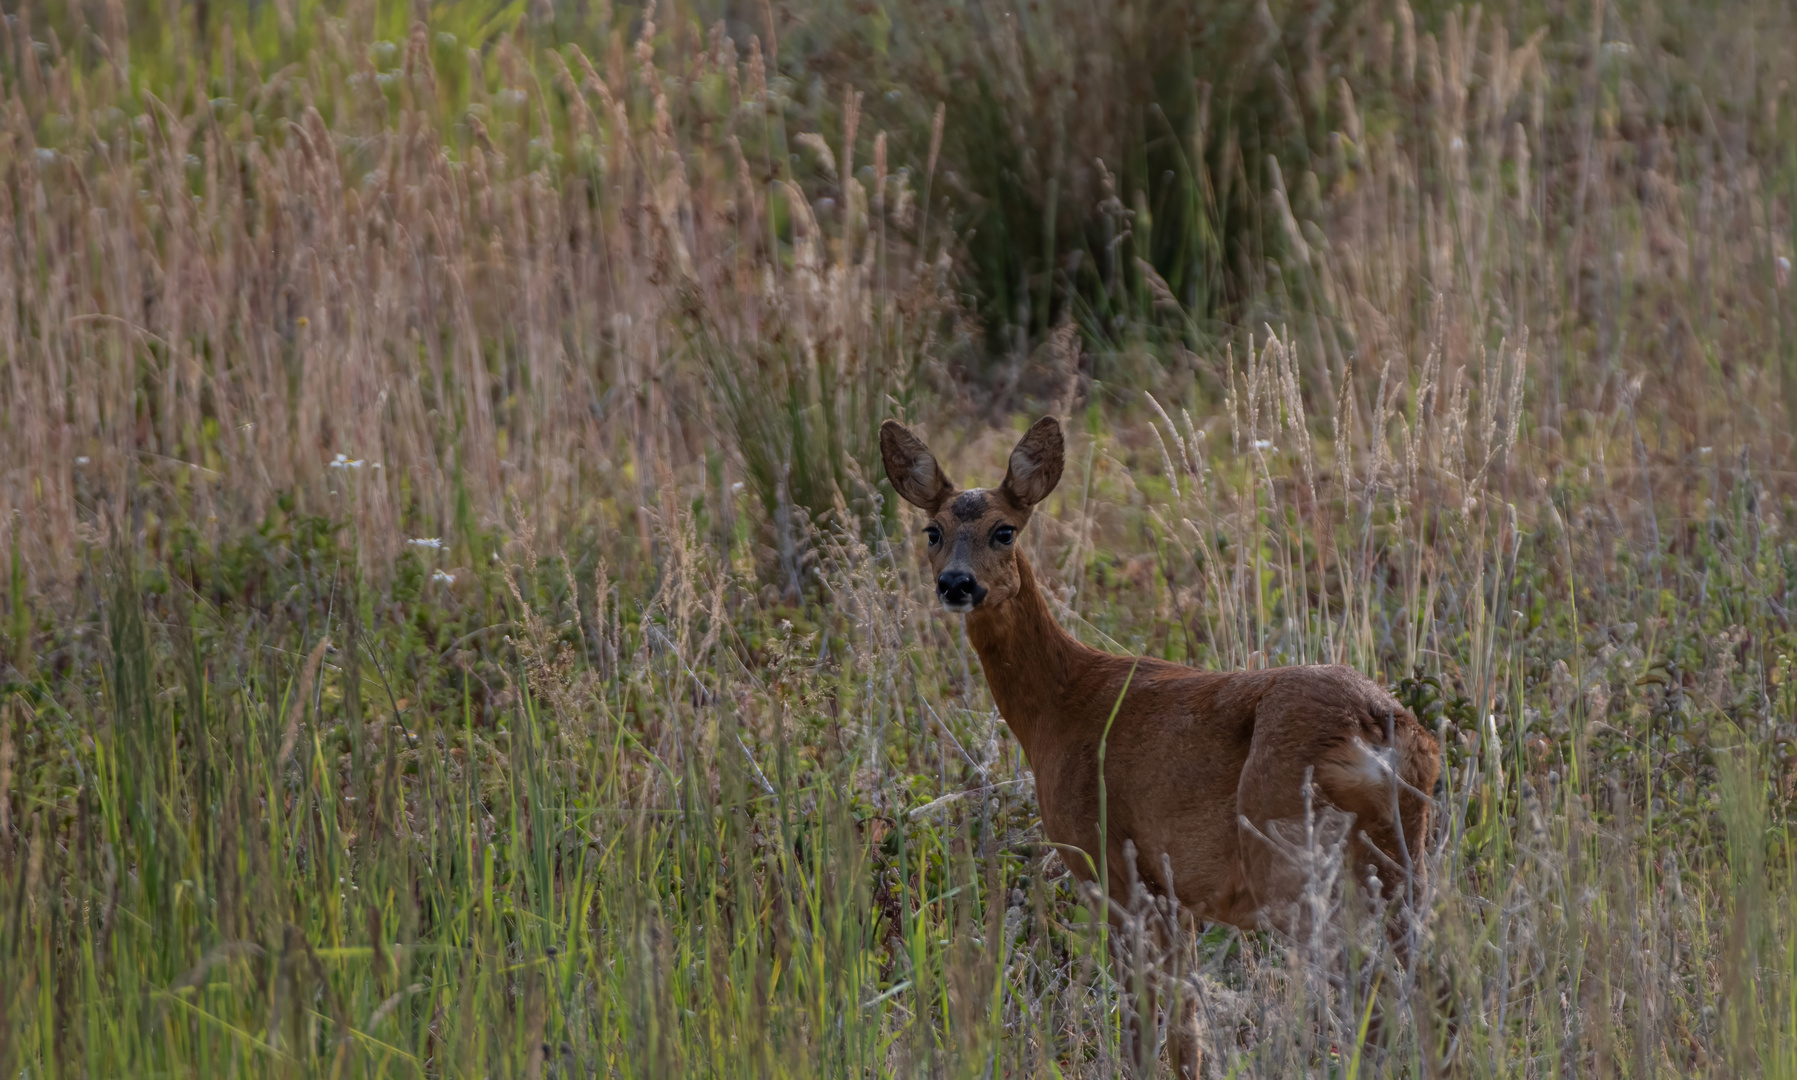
[2,0,1796,1075]
[4,385,1794,1075]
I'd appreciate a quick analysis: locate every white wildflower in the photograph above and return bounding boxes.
[432,569,456,584]
[409,537,444,549]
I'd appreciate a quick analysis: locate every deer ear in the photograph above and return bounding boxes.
[881,420,954,511]
[1000,417,1064,509]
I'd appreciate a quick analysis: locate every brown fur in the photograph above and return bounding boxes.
[882,417,1441,1075]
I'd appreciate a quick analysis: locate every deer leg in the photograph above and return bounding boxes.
[1166,976,1203,1080]
[1109,927,1159,1075]
[1113,898,1209,1079]
[1150,897,1204,1080]
[1130,979,1160,1076]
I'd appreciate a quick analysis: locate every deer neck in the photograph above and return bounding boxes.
[964,552,1089,759]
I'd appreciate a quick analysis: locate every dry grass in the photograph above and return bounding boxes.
[0,0,942,588]
[0,0,1794,1076]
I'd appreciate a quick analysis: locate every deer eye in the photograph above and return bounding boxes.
[924,525,943,547]
[993,525,1017,545]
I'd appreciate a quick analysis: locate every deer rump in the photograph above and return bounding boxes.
[1030,657,1439,933]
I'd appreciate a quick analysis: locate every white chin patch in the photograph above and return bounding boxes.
[940,598,975,614]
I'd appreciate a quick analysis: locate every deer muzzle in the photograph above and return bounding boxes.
[936,569,986,612]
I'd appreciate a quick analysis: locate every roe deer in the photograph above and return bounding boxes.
[881,416,1441,1077]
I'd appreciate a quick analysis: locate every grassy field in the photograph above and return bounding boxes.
[1,0,1796,1075]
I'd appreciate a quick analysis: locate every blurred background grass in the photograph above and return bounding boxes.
[0,0,1795,1074]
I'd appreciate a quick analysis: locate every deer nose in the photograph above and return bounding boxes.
[937,570,977,603]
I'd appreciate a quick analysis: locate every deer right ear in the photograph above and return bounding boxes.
[999,416,1065,509]
[880,420,954,511]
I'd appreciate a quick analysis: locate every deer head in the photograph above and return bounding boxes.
[880,417,1065,612]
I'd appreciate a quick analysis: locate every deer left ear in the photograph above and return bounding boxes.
[1000,417,1064,509]
[881,419,955,511]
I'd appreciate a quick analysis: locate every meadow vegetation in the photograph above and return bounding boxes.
[1,0,1795,1074]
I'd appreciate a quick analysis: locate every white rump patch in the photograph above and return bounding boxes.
[1345,736,1399,789]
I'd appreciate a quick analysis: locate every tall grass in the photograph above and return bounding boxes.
[2,0,1795,1076]
[0,0,947,590]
